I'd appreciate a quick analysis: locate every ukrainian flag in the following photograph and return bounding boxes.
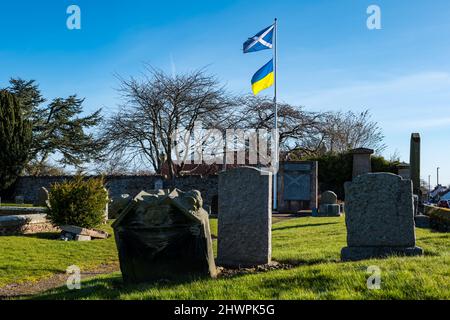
[251,59,274,95]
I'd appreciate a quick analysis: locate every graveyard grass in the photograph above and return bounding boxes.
[1,217,449,300]
[0,223,118,287]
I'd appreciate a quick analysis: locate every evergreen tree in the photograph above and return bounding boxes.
[6,78,105,175]
[0,90,32,190]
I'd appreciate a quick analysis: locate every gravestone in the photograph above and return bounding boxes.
[112,189,217,283]
[413,195,419,216]
[103,188,109,222]
[36,187,49,207]
[218,167,272,267]
[317,191,341,217]
[341,173,423,261]
[109,194,131,219]
[277,161,318,212]
[351,148,374,178]
[397,163,411,180]
[15,196,25,205]
[154,178,164,190]
[410,133,421,196]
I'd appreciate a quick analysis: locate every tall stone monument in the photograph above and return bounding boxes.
[341,173,423,261]
[350,148,374,179]
[410,133,421,196]
[218,167,272,267]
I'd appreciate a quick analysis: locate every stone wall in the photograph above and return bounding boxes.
[0,214,59,236]
[12,175,219,212]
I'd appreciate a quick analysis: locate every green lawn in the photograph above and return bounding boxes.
[0,203,36,208]
[0,223,118,287]
[1,217,449,299]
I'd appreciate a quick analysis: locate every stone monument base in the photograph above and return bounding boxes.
[216,257,271,268]
[341,246,423,261]
[414,215,430,229]
[316,204,342,217]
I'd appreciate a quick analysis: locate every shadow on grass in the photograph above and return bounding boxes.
[275,257,341,267]
[0,266,64,274]
[257,272,338,297]
[23,233,60,240]
[33,273,216,300]
[273,222,339,232]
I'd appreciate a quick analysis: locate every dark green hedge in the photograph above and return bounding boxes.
[427,206,450,232]
[305,153,399,200]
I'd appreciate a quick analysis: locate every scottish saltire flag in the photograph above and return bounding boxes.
[251,59,274,95]
[243,24,274,53]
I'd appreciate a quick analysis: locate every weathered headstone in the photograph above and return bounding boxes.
[350,148,374,178]
[112,189,217,283]
[15,196,25,205]
[397,162,411,180]
[217,167,272,267]
[154,178,164,190]
[36,187,49,207]
[413,194,419,216]
[410,133,421,196]
[341,173,423,261]
[103,187,109,222]
[317,191,341,217]
[109,194,131,219]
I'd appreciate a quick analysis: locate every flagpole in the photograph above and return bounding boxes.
[273,18,278,211]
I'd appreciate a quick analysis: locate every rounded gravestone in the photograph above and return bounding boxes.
[36,187,49,207]
[321,191,338,205]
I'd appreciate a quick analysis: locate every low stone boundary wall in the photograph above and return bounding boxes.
[423,205,450,232]
[0,206,46,217]
[0,214,59,236]
[12,175,219,213]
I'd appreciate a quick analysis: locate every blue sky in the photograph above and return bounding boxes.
[1,0,449,185]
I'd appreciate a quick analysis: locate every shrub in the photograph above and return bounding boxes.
[427,206,450,232]
[305,152,400,199]
[47,175,108,228]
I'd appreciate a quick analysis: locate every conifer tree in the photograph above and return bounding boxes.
[0,90,32,190]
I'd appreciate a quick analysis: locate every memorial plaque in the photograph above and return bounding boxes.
[283,174,311,201]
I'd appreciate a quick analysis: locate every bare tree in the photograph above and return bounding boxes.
[100,66,237,178]
[237,95,327,158]
[236,97,385,158]
[318,110,386,154]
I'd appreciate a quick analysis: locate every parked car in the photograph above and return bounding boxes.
[437,200,450,208]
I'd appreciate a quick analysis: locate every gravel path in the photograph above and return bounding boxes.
[0,263,119,299]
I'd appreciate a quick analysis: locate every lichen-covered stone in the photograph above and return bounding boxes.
[341,173,423,261]
[321,191,337,205]
[217,167,272,267]
[318,191,341,216]
[112,189,216,284]
[108,194,131,219]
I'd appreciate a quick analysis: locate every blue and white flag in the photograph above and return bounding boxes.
[243,24,274,53]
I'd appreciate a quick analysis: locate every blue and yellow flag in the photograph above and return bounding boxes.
[251,59,274,95]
